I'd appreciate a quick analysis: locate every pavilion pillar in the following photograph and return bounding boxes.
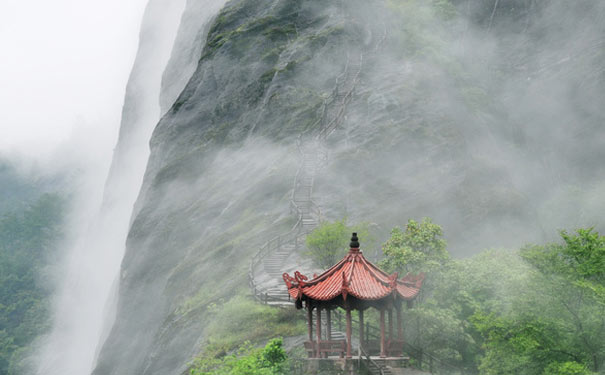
[388,307,393,341]
[307,304,313,342]
[326,309,332,341]
[316,306,322,358]
[358,309,365,351]
[346,309,352,358]
[397,304,403,340]
[380,309,386,358]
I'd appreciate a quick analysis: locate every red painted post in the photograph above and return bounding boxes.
[346,309,352,358]
[326,309,332,341]
[359,310,365,351]
[397,304,403,340]
[307,305,313,343]
[388,308,393,341]
[317,306,322,358]
[380,309,386,358]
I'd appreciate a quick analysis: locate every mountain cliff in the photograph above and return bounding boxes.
[92,0,605,374]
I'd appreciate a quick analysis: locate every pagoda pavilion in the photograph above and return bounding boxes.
[283,233,424,359]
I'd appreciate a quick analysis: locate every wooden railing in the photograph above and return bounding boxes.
[248,223,306,303]
[329,309,464,374]
[359,346,386,375]
[402,341,464,374]
[316,51,363,141]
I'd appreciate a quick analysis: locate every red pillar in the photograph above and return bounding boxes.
[346,309,352,358]
[316,306,322,357]
[397,304,403,340]
[380,309,386,358]
[326,309,332,341]
[307,305,313,342]
[359,309,365,351]
[388,308,393,341]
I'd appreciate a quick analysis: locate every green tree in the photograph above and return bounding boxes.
[522,228,605,304]
[474,229,605,374]
[305,219,372,269]
[190,338,288,375]
[402,250,528,374]
[380,218,449,274]
[0,193,65,374]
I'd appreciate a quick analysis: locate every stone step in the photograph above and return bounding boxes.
[265,266,286,271]
[267,254,290,259]
[264,257,287,263]
[265,268,285,272]
[266,293,290,299]
[265,260,284,264]
[265,265,285,269]
[266,287,288,292]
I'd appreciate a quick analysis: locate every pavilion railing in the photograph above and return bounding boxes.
[328,309,464,374]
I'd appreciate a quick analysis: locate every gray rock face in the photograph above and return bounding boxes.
[93,0,352,373]
[91,0,186,365]
[92,0,605,374]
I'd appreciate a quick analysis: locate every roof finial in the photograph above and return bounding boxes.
[350,232,360,250]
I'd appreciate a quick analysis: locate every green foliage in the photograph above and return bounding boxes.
[403,249,528,373]
[304,219,373,269]
[522,228,605,303]
[543,362,593,375]
[0,193,65,374]
[379,218,448,274]
[201,296,304,358]
[473,229,605,374]
[190,338,288,375]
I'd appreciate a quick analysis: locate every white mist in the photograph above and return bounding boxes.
[32,0,185,374]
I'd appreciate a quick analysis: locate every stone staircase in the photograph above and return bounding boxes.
[359,347,395,375]
[365,362,394,375]
[263,245,294,276]
[318,50,363,140]
[249,6,366,326]
[294,148,320,233]
[261,245,295,307]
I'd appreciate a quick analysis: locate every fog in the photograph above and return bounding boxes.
[2,0,605,373]
[0,0,149,373]
[0,0,149,159]
[307,0,605,255]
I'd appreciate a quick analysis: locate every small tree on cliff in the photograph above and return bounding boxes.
[379,217,449,275]
[305,219,373,269]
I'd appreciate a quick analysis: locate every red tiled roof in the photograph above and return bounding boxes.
[283,248,424,302]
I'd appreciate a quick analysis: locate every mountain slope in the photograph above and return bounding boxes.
[92,0,605,374]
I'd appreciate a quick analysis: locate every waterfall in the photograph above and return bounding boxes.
[35,1,186,373]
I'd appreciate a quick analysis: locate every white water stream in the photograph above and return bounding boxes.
[34,0,186,373]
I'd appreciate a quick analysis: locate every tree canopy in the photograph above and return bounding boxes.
[379,217,449,275]
[0,194,64,374]
[304,219,373,269]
